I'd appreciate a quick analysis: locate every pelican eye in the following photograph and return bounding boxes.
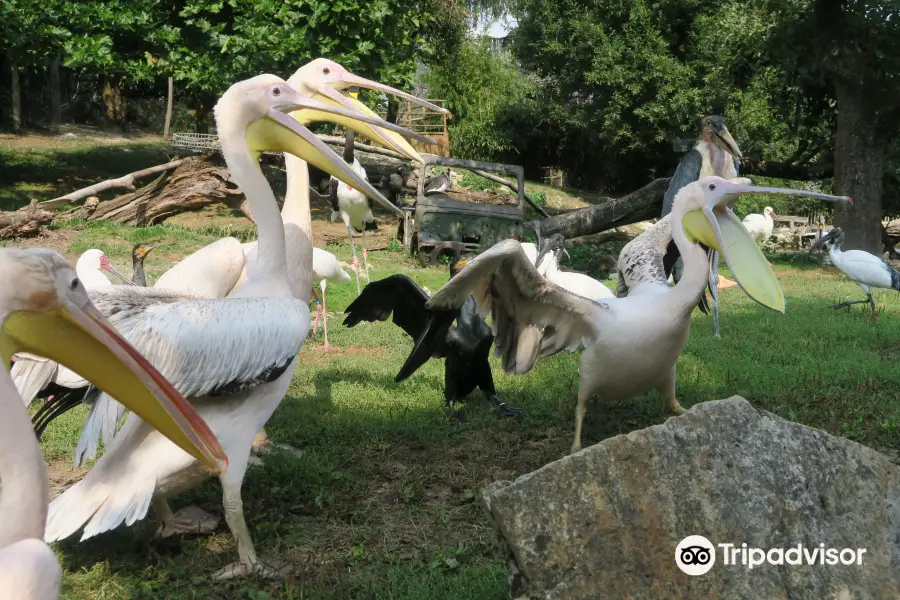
[323,67,330,75]
[69,277,80,291]
[709,184,716,191]
[272,87,281,97]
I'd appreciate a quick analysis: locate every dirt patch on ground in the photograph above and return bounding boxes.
[0,126,163,151]
[4,227,78,256]
[46,457,88,500]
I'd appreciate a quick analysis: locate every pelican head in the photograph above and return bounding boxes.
[535,233,569,269]
[289,58,451,163]
[679,177,852,312]
[811,227,843,251]
[701,115,742,160]
[78,248,131,284]
[0,248,226,471]
[215,74,404,216]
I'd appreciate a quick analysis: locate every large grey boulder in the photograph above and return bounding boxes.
[482,396,900,599]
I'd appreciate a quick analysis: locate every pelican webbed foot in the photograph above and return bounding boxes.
[212,556,294,580]
[155,505,220,538]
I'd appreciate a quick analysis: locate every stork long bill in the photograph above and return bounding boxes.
[682,179,851,312]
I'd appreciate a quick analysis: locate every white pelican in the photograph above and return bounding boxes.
[153,58,445,300]
[0,247,225,600]
[311,247,351,350]
[812,226,895,322]
[414,177,850,453]
[42,75,401,579]
[743,206,777,245]
[535,234,615,301]
[12,247,137,424]
[329,128,373,294]
[19,62,437,463]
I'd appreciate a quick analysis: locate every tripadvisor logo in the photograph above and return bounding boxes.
[675,536,867,576]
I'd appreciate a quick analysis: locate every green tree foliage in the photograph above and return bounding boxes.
[422,39,535,161]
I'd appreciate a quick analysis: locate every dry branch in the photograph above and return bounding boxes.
[42,159,188,209]
[0,200,54,238]
[56,156,248,226]
[533,177,670,239]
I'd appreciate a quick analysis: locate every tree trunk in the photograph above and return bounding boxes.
[194,96,214,134]
[163,76,173,137]
[533,177,670,239]
[49,56,62,132]
[10,61,22,134]
[386,97,399,124]
[831,87,886,255]
[102,77,126,132]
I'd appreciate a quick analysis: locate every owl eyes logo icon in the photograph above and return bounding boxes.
[675,535,716,576]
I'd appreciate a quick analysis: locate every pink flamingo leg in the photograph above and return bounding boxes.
[311,286,322,336]
[322,281,331,350]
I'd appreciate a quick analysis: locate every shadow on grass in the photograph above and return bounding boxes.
[0,141,181,210]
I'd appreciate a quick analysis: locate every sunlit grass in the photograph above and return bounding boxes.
[23,218,900,599]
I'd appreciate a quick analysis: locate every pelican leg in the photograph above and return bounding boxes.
[659,367,686,415]
[710,250,720,338]
[361,228,371,283]
[154,498,219,538]
[347,224,361,296]
[322,280,331,350]
[213,482,292,580]
[571,388,591,454]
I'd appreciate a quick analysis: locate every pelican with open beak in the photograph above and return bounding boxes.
[290,58,451,165]
[416,176,852,454]
[0,247,224,599]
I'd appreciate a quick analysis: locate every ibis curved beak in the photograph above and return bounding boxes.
[1,302,227,472]
[247,87,406,218]
[683,183,851,312]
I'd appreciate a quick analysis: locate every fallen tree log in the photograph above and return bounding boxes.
[56,156,249,226]
[568,231,634,246]
[0,200,54,238]
[41,159,187,209]
[533,177,670,239]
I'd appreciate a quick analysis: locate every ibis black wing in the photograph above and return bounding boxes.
[343,274,433,343]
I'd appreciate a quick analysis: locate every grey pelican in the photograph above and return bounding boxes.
[812,226,894,323]
[413,177,850,453]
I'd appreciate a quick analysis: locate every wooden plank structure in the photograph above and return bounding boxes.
[396,99,450,157]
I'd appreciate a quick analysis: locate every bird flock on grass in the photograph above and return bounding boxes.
[0,64,869,600]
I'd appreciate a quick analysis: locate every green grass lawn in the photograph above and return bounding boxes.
[5,137,900,598]
[12,219,900,599]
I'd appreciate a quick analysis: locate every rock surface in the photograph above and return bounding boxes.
[482,396,900,599]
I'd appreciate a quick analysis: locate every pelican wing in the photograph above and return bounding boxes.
[88,286,307,398]
[152,237,246,298]
[425,240,606,374]
[616,215,672,297]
